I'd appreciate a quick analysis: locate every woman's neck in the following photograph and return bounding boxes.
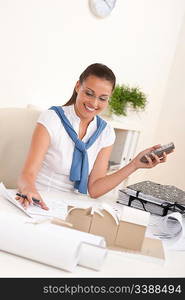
[74,104,94,124]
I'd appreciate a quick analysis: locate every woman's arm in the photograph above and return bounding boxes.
[16,123,50,209]
[88,144,167,198]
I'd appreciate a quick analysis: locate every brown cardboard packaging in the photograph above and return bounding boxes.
[115,206,150,251]
[90,209,118,246]
[65,204,164,258]
[64,203,165,261]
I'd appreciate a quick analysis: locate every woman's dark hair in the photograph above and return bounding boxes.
[63,63,116,106]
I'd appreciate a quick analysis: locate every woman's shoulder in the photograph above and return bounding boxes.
[101,118,115,135]
[37,108,63,134]
[38,108,59,122]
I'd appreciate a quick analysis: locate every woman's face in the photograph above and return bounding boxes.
[74,75,113,121]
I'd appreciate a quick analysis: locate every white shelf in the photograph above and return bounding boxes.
[101,114,142,132]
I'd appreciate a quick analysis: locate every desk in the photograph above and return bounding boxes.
[0,190,185,278]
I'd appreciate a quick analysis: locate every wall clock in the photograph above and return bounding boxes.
[89,0,117,18]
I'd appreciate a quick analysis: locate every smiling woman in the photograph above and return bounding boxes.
[16,63,171,209]
[63,63,116,121]
[17,63,117,201]
[73,76,113,121]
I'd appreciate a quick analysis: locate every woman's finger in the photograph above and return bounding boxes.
[159,152,167,163]
[39,200,49,210]
[26,195,33,205]
[144,154,153,165]
[152,144,161,150]
[23,199,29,209]
[151,153,161,163]
[19,197,24,205]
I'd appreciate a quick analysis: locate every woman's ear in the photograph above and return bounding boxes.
[75,81,80,94]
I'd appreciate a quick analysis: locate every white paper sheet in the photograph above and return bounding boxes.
[147,212,185,251]
[0,182,100,220]
[0,211,107,272]
[149,212,184,238]
[0,182,32,217]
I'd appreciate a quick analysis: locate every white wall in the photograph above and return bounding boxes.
[0,0,185,189]
[140,14,185,190]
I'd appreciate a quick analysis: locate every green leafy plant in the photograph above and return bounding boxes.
[109,84,147,116]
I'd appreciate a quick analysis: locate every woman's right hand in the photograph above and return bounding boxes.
[15,189,49,210]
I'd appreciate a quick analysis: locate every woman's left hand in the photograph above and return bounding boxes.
[131,144,168,170]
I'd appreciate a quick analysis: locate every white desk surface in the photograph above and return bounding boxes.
[0,189,185,278]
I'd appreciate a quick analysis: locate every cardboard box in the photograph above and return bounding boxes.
[115,206,150,251]
[65,203,150,251]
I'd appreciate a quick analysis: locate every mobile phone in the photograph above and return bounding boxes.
[140,142,175,163]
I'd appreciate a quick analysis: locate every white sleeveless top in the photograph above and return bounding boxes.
[35,105,115,193]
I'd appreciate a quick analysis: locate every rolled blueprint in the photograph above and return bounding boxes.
[0,211,107,272]
[78,242,107,270]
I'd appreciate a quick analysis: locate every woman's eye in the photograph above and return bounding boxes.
[85,91,94,97]
[99,97,108,101]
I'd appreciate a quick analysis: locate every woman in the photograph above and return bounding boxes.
[16,63,168,209]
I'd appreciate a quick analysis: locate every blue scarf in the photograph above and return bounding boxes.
[49,106,107,194]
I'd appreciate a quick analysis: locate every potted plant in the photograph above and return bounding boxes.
[108,84,147,117]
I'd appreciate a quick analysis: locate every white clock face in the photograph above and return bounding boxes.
[89,0,116,18]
